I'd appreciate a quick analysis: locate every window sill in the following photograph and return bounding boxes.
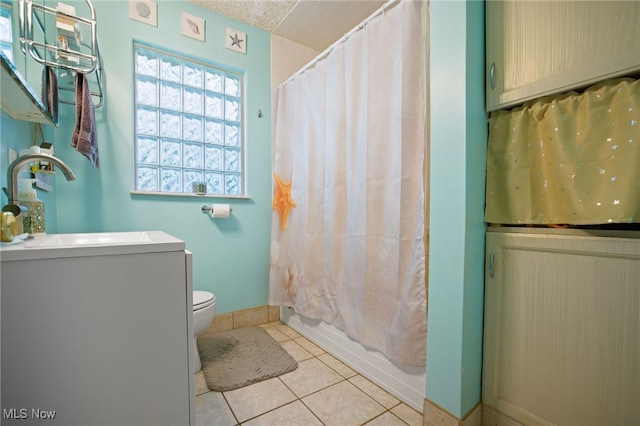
[130,191,252,200]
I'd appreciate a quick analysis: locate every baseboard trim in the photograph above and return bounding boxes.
[423,399,482,426]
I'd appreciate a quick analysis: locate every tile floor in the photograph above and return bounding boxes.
[195,321,423,426]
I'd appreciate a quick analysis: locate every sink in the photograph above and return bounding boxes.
[28,231,154,247]
[1,231,184,262]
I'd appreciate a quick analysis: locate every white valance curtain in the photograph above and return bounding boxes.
[269,0,427,366]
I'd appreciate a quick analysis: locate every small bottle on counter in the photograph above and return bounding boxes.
[18,178,45,236]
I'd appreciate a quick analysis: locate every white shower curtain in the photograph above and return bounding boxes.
[269,0,427,367]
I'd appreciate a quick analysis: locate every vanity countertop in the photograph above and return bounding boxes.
[0,230,185,261]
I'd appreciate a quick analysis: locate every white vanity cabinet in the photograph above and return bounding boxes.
[482,228,640,425]
[1,231,195,426]
[486,1,640,111]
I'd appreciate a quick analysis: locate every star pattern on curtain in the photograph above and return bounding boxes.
[273,173,296,229]
[485,78,640,225]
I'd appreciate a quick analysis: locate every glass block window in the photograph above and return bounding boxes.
[134,43,244,196]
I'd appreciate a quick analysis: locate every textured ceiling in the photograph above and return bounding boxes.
[189,0,297,33]
[190,0,387,52]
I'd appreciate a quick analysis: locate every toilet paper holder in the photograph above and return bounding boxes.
[201,205,233,214]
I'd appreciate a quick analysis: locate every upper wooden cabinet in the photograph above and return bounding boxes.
[486,1,640,111]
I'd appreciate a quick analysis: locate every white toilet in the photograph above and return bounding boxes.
[193,290,216,372]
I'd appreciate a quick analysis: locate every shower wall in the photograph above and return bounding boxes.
[270,35,318,88]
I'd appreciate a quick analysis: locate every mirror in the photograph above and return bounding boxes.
[0,0,57,124]
[1,51,55,123]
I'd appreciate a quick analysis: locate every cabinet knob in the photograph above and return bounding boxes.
[489,63,496,90]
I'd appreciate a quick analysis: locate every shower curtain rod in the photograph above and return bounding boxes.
[280,0,402,87]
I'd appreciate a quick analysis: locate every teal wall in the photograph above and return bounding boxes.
[426,0,487,418]
[1,1,273,314]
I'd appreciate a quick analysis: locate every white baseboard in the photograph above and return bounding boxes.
[281,308,426,412]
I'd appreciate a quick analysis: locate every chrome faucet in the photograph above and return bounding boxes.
[5,153,76,205]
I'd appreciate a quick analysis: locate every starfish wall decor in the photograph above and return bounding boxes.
[225,27,246,54]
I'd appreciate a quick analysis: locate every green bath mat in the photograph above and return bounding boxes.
[197,326,298,392]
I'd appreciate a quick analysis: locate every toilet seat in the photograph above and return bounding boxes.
[193,291,215,311]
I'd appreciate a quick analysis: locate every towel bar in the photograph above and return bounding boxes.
[19,0,104,108]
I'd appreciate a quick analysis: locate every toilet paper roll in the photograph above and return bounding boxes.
[210,204,231,218]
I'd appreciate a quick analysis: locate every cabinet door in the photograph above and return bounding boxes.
[1,251,192,426]
[482,231,640,425]
[486,1,640,111]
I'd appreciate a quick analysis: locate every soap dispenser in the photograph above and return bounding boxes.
[18,178,46,236]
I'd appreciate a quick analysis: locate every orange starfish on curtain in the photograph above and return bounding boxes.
[273,173,296,230]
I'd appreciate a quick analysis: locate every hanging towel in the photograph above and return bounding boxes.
[71,72,99,168]
[41,66,58,121]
